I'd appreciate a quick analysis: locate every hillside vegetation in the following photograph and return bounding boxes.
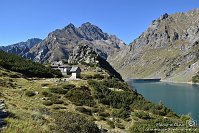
[0,50,62,78]
[0,68,197,133]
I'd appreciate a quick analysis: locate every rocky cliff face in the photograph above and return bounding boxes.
[109,9,199,82]
[68,44,123,80]
[0,38,42,56]
[26,22,126,63]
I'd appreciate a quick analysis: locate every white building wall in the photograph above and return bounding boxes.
[71,73,77,79]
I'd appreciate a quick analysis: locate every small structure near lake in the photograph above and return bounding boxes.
[51,61,82,79]
[51,61,72,75]
[70,67,81,79]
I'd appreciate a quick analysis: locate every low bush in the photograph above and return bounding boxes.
[41,83,49,87]
[65,86,95,106]
[48,95,63,104]
[53,106,67,110]
[134,111,151,120]
[91,108,99,113]
[43,101,53,106]
[49,87,67,94]
[62,84,76,90]
[52,100,64,104]
[76,107,92,115]
[81,74,93,80]
[93,74,104,80]
[115,123,125,129]
[112,108,129,119]
[41,91,53,97]
[52,112,100,133]
[101,78,130,91]
[25,91,36,97]
[99,112,110,117]
[107,121,115,128]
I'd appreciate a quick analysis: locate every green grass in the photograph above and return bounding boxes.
[0,68,197,133]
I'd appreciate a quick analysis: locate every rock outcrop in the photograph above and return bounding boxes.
[0,99,9,129]
[69,44,123,80]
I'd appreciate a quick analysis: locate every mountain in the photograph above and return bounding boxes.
[25,22,126,63]
[109,9,199,82]
[0,38,42,55]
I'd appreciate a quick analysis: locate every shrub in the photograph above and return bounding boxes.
[53,100,64,104]
[41,83,49,87]
[53,106,67,110]
[48,95,63,104]
[91,108,99,113]
[112,108,129,119]
[41,91,53,97]
[99,112,110,117]
[43,101,53,106]
[115,123,125,129]
[62,84,76,90]
[93,74,104,80]
[49,87,67,94]
[52,112,100,133]
[65,86,95,106]
[76,107,92,115]
[107,121,115,128]
[135,111,151,120]
[101,78,130,91]
[81,74,93,80]
[25,91,36,97]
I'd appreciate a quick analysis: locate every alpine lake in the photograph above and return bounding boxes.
[127,79,199,123]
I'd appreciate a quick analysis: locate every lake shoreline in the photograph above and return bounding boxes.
[160,80,199,85]
[128,80,199,123]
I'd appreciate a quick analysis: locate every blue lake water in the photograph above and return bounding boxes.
[127,80,199,122]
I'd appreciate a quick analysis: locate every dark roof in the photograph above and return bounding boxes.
[59,65,71,68]
[51,64,71,68]
[70,67,81,72]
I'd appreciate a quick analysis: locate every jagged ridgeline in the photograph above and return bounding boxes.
[0,50,62,78]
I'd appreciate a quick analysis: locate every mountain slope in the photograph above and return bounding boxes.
[68,44,123,80]
[0,50,62,78]
[109,9,199,82]
[0,38,42,55]
[25,22,126,63]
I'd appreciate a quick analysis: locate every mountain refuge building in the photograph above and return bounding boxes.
[51,61,72,75]
[70,67,81,79]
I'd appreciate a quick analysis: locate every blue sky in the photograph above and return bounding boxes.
[0,0,199,46]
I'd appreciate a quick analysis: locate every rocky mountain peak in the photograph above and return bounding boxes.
[65,23,76,29]
[79,22,109,40]
[160,13,169,20]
